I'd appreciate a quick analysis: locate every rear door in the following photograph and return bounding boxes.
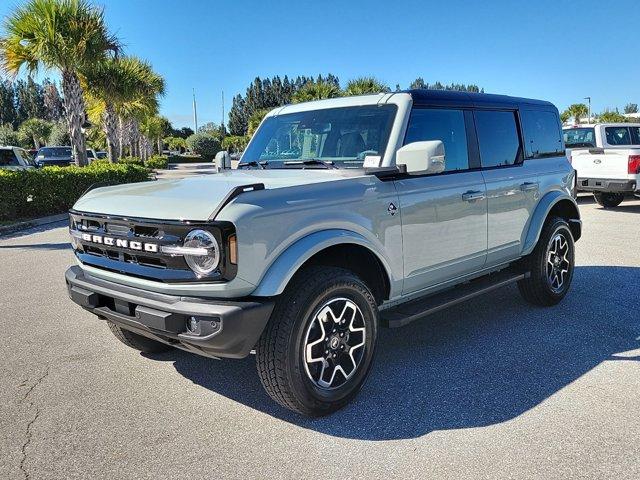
[474,110,537,265]
[395,108,487,294]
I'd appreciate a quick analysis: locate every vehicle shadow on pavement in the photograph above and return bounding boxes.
[0,242,70,251]
[162,265,640,440]
[0,220,68,239]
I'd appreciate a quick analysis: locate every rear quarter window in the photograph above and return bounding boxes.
[521,110,564,158]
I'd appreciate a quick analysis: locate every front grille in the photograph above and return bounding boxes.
[68,211,237,283]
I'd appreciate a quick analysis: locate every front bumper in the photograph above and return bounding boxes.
[577,177,637,193]
[65,266,274,358]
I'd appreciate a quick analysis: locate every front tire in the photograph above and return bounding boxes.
[593,192,624,208]
[518,217,575,306]
[256,266,378,416]
[107,322,173,354]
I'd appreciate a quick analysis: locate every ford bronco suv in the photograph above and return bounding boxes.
[65,90,581,416]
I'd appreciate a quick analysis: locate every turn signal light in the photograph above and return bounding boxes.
[229,234,237,264]
[629,155,640,174]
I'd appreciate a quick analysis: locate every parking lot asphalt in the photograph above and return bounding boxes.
[1,196,639,480]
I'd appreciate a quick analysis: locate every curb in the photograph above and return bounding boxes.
[0,213,69,236]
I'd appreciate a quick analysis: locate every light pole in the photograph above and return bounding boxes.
[584,96,591,123]
[193,88,198,133]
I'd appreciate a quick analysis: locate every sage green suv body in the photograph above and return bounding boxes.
[65,90,580,415]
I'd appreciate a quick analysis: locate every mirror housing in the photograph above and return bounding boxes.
[396,140,446,175]
[215,150,232,170]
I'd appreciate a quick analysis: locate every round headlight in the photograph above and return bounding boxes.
[183,229,220,276]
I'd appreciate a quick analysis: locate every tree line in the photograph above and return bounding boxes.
[561,102,638,125]
[0,77,65,127]
[227,75,483,136]
[0,0,177,165]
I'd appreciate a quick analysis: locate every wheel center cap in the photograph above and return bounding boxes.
[554,256,561,267]
[329,335,341,350]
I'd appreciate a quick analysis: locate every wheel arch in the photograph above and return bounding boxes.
[250,229,395,304]
[522,191,581,256]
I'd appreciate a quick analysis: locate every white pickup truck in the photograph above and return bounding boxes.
[563,123,640,207]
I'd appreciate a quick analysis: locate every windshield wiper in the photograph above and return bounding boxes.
[282,159,338,169]
[238,160,268,169]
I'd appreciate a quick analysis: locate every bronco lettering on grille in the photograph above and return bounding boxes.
[80,233,158,253]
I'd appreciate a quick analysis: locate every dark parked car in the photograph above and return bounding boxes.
[35,146,73,167]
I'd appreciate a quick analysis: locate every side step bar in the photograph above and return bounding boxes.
[381,268,529,328]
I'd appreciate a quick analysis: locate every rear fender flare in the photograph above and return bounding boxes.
[522,191,580,256]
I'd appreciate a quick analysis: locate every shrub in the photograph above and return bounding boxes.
[145,155,168,170]
[0,162,150,222]
[117,156,144,165]
[0,124,19,146]
[47,121,71,146]
[167,154,203,164]
[186,133,221,160]
[222,135,250,153]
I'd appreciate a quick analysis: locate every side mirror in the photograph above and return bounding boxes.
[215,150,232,170]
[396,140,446,175]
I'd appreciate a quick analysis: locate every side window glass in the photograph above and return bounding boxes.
[630,127,640,145]
[605,127,631,145]
[521,110,563,158]
[404,108,469,171]
[475,111,521,167]
[0,150,19,167]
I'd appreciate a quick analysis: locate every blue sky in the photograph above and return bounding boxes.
[2,0,639,128]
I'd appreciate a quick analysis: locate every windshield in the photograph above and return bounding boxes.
[563,128,596,148]
[39,147,72,157]
[240,105,397,168]
[15,148,36,166]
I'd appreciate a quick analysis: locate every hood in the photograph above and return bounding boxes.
[73,169,361,221]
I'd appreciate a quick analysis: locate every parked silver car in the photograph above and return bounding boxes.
[65,90,580,415]
[0,146,36,170]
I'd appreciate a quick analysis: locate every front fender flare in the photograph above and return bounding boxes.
[522,191,580,256]
[250,229,394,297]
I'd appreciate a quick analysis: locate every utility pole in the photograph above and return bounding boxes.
[193,88,198,133]
[221,90,225,140]
[584,96,591,123]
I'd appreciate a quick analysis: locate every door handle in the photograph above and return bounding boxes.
[462,190,486,202]
[520,182,538,192]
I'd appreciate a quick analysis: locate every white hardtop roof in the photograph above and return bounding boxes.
[265,92,411,117]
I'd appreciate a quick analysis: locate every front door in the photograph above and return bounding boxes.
[395,108,488,294]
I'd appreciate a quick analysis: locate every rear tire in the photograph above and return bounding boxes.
[256,266,378,416]
[107,322,173,353]
[593,192,624,208]
[518,216,575,306]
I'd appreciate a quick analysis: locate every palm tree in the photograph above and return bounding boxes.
[566,103,588,125]
[0,0,120,166]
[139,115,170,160]
[82,57,164,162]
[19,118,52,148]
[291,81,342,104]
[344,77,390,96]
